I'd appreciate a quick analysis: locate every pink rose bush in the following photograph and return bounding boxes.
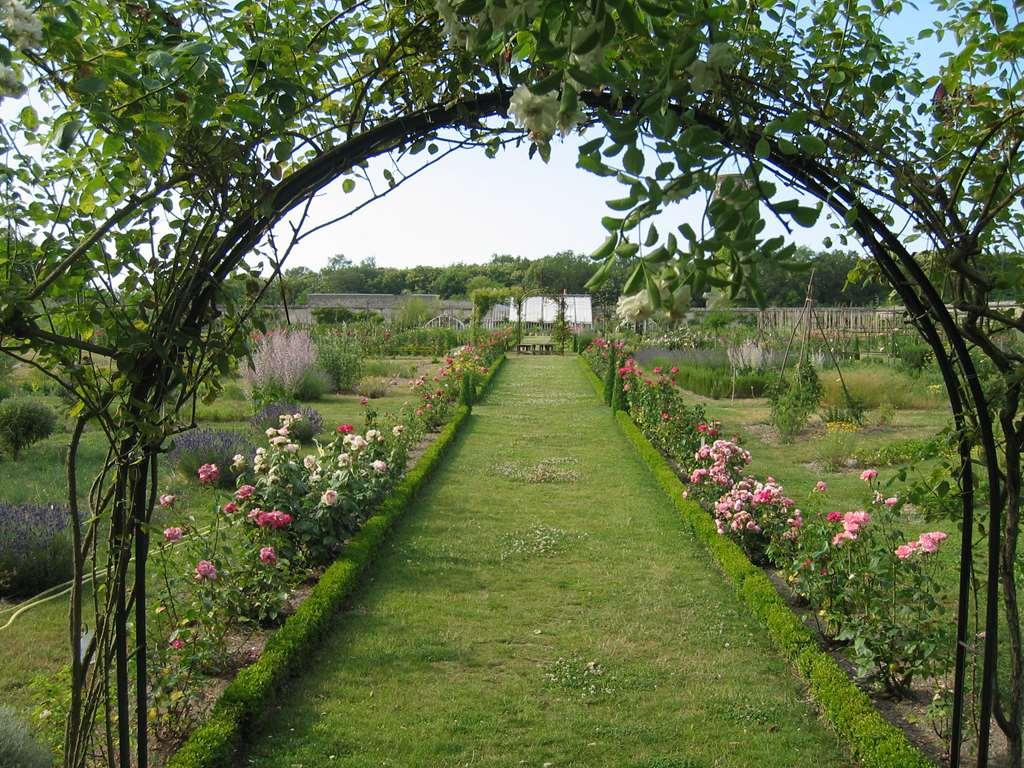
[791,488,951,695]
[712,476,801,564]
[686,439,751,507]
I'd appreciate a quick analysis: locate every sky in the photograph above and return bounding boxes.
[279,3,960,273]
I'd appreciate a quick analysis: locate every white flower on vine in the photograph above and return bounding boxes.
[616,291,653,322]
[2,0,42,50]
[0,64,24,100]
[509,84,563,143]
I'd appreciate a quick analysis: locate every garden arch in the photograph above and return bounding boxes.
[0,2,1019,766]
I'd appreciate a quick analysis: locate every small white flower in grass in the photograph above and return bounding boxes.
[508,84,561,144]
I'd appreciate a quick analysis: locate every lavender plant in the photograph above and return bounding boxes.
[245,329,320,407]
[0,502,73,598]
[167,429,254,488]
[250,403,324,444]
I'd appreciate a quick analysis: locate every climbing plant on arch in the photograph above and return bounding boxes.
[0,0,1020,766]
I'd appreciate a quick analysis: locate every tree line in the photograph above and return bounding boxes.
[273,247,893,308]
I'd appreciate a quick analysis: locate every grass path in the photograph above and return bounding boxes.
[243,356,852,768]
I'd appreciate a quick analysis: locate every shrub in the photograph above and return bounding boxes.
[313,329,364,392]
[356,376,390,399]
[0,398,57,459]
[245,328,319,407]
[168,429,254,488]
[769,361,821,443]
[293,368,330,402]
[0,706,52,768]
[820,364,942,410]
[819,431,856,472]
[363,359,416,379]
[251,403,324,444]
[0,502,73,599]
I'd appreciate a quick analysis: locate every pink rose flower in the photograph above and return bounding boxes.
[360,397,369,406]
[814,481,827,493]
[895,543,917,560]
[163,527,184,543]
[917,531,948,553]
[197,464,220,485]
[860,468,878,482]
[236,484,255,500]
[372,459,388,474]
[884,496,899,507]
[259,546,277,565]
[194,560,217,581]
[321,489,338,506]
[670,366,680,375]
[222,502,239,514]
[169,637,185,650]
[159,493,177,508]
[826,511,842,523]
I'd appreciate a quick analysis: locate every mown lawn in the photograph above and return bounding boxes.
[243,355,852,768]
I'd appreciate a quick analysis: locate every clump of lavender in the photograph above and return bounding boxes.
[245,329,319,405]
[0,502,73,598]
[250,402,324,444]
[167,428,253,488]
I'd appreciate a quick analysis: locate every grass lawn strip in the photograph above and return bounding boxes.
[241,355,851,768]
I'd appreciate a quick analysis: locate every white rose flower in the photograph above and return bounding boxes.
[291,412,303,422]
[616,291,653,322]
[265,427,278,438]
[303,455,317,471]
[284,443,299,453]
[2,1,42,49]
[508,84,560,143]
[349,435,368,451]
[270,435,289,446]
[392,425,404,437]
[337,453,352,467]
[366,429,381,442]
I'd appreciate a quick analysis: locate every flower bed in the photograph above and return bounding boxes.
[141,334,509,760]
[581,343,950,751]
[577,354,932,768]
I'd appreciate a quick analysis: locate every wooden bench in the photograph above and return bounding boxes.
[516,343,557,355]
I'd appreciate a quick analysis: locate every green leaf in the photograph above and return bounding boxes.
[73,76,109,94]
[590,234,618,261]
[754,138,770,158]
[57,120,82,151]
[623,263,646,294]
[623,145,644,175]
[796,134,827,156]
[136,131,168,171]
[792,205,821,227]
[19,106,38,130]
[644,224,659,247]
[342,178,356,193]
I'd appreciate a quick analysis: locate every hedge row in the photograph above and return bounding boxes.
[168,355,506,768]
[575,356,932,768]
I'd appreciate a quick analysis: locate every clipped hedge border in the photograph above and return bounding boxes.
[575,356,932,768]
[168,354,506,768]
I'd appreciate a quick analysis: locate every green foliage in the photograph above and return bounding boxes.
[769,362,823,443]
[293,368,331,402]
[603,347,617,405]
[313,330,364,393]
[312,307,382,325]
[460,370,475,410]
[0,399,57,460]
[356,376,390,399]
[0,706,52,768]
[671,365,772,399]
[393,296,441,329]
